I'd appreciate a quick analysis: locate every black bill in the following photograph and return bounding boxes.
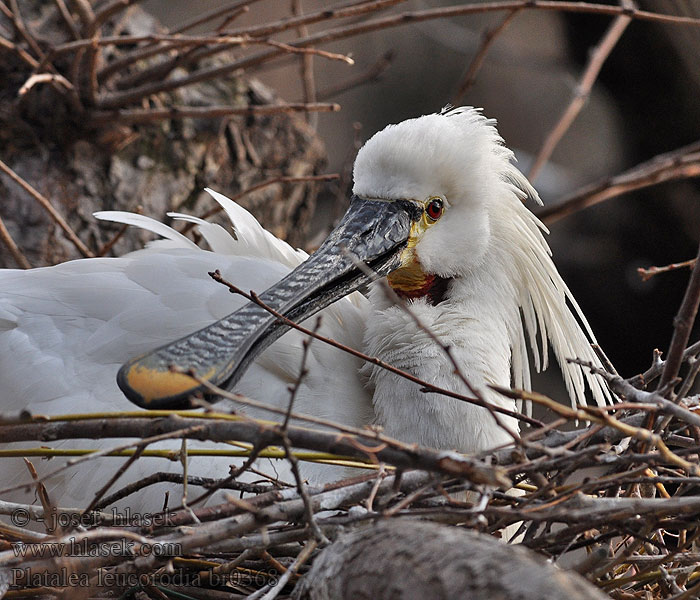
[117,195,418,409]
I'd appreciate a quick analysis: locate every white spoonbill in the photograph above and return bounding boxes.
[0,107,609,510]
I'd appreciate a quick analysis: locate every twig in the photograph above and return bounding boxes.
[173,0,263,34]
[89,102,340,125]
[263,37,353,65]
[93,472,270,511]
[0,158,94,258]
[569,358,700,429]
[658,239,700,394]
[452,8,521,104]
[82,446,145,516]
[180,174,339,234]
[97,1,700,110]
[0,213,30,268]
[316,50,394,100]
[293,0,318,129]
[0,414,511,489]
[528,0,634,181]
[538,141,700,224]
[210,270,541,427]
[18,73,75,97]
[0,32,39,68]
[4,0,45,61]
[53,0,81,40]
[638,258,697,281]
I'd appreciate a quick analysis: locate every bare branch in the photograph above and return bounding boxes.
[528,0,634,181]
[538,140,700,224]
[0,159,94,258]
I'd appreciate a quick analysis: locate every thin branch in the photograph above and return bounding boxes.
[659,240,700,393]
[0,213,30,268]
[173,0,263,34]
[293,0,318,129]
[538,141,700,224]
[89,102,340,126]
[638,258,697,281]
[97,1,700,110]
[180,174,339,235]
[316,50,394,100]
[259,539,317,600]
[53,0,81,40]
[528,0,634,181]
[209,270,542,427]
[0,159,94,258]
[18,73,75,97]
[0,32,39,68]
[0,414,511,488]
[452,8,521,104]
[4,0,45,61]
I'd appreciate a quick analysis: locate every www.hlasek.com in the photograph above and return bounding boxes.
[11,567,279,588]
[12,537,181,559]
[10,506,176,530]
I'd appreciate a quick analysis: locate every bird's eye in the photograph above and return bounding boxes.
[425,197,444,222]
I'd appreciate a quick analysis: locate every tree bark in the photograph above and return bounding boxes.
[0,3,326,268]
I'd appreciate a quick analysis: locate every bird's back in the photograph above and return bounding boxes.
[0,195,372,510]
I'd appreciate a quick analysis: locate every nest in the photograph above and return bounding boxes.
[2,321,700,599]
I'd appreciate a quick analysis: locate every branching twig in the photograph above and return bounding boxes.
[210,270,541,427]
[452,8,521,104]
[538,141,700,224]
[528,0,634,181]
[0,159,94,258]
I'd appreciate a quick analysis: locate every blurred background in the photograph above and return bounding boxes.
[3,0,700,382]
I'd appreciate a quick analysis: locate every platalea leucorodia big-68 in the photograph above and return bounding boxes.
[0,107,610,511]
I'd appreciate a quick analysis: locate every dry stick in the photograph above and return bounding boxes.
[181,173,340,235]
[53,0,81,40]
[0,213,30,268]
[0,424,207,497]
[0,33,39,68]
[91,0,143,32]
[89,101,340,126]
[225,0,405,39]
[173,0,264,34]
[539,140,700,224]
[264,37,353,65]
[528,0,633,181]
[279,315,328,544]
[70,0,94,30]
[634,339,700,388]
[0,416,510,491]
[452,8,521,104]
[82,446,145,516]
[18,73,75,97]
[94,473,270,511]
[0,159,94,258]
[638,258,697,282]
[658,241,700,393]
[97,1,700,111]
[316,50,394,100]
[209,270,541,427]
[4,0,45,61]
[292,0,318,130]
[569,358,700,429]
[96,223,129,257]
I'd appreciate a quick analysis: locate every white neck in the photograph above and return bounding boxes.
[362,260,521,455]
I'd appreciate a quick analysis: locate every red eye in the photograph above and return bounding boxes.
[426,198,444,221]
